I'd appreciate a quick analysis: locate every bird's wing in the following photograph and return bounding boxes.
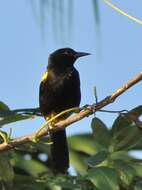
[39,70,51,117]
[39,70,62,117]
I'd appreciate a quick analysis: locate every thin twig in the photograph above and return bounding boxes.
[0,72,142,151]
[99,109,128,114]
[12,107,41,116]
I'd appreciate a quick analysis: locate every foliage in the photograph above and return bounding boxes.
[0,101,142,189]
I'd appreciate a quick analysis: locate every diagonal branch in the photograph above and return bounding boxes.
[0,72,142,151]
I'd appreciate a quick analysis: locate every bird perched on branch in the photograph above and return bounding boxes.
[39,48,90,174]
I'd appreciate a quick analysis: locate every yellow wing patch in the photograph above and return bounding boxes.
[41,71,48,82]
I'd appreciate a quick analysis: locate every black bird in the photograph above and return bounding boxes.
[39,48,90,174]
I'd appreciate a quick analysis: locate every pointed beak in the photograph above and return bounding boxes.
[75,52,91,58]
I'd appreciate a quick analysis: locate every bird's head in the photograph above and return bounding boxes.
[48,48,90,70]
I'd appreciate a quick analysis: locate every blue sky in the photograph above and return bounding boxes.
[0,0,142,140]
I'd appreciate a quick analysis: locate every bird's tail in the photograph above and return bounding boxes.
[50,129,69,174]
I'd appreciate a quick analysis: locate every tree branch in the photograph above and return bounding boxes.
[0,72,142,151]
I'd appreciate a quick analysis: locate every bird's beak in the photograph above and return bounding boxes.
[75,52,91,58]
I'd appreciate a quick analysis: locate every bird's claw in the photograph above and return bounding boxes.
[32,121,54,144]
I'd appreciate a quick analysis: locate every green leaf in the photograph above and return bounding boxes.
[13,174,44,190]
[130,105,142,117]
[56,176,96,190]
[86,151,108,167]
[109,151,132,162]
[133,163,142,178]
[0,101,13,118]
[134,181,142,190]
[111,115,131,135]
[112,124,142,151]
[14,153,49,177]
[68,134,96,155]
[0,114,32,127]
[111,106,142,135]
[0,152,14,183]
[113,160,136,187]
[91,117,111,149]
[0,101,36,127]
[111,106,142,151]
[87,167,119,190]
[130,139,142,150]
[70,150,87,174]
[0,101,10,111]
[56,178,79,190]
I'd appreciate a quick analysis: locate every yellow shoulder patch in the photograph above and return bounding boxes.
[41,71,48,82]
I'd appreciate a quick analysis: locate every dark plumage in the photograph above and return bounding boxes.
[39,48,90,174]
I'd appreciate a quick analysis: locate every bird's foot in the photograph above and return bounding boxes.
[32,107,81,143]
[32,118,55,143]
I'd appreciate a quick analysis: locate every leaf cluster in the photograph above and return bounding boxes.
[0,101,142,190]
